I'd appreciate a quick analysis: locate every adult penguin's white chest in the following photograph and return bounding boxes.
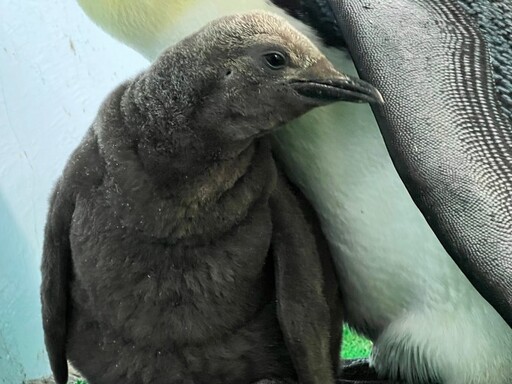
[79,0,512,382]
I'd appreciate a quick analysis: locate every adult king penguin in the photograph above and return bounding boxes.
[76,1,512,383]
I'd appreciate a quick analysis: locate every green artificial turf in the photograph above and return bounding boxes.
[341,325,372,359]
[72,326,371,383]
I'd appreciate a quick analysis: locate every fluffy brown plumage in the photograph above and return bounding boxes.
[41,11,380,384]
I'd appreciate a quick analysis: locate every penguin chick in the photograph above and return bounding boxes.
[41,11,382,384]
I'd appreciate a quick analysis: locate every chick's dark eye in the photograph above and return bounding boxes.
[263,52,287,69]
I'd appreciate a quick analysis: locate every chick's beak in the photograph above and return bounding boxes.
[291,66,384,105]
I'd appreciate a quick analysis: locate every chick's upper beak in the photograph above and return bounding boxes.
[291,65,384,105]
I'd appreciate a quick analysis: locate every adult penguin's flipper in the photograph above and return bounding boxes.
[270,173,343,384]
[41,180,74,384]
[325,0,512,326]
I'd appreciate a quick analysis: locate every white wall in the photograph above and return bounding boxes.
[0,1,147,381]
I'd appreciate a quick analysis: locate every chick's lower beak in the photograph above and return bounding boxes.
[291,70,383,105]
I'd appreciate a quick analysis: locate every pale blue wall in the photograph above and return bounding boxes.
[0,1,147,381]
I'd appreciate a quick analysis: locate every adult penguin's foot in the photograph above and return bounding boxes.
[337,359,398,383]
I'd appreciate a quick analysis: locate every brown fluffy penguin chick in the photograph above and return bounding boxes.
[41,11,382,384]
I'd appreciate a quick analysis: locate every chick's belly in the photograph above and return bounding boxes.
[69,194,275,346]
[67,300,295,384]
